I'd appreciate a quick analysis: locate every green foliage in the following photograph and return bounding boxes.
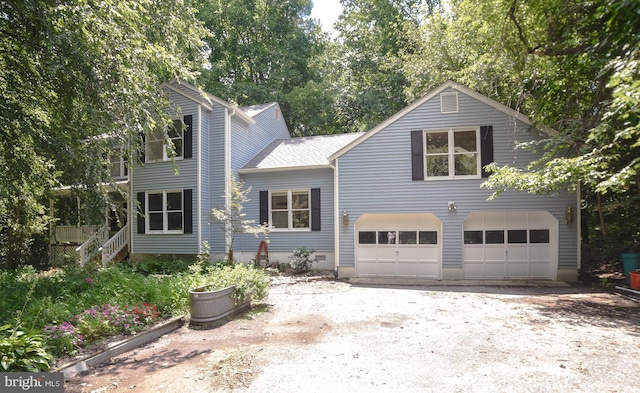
[289,247,316,273]
[0,0,208,267]
[0,325,52,372]
[197,264,271,302]
[210,177,270,262]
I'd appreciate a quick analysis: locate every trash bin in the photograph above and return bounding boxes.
[622,253,640,285]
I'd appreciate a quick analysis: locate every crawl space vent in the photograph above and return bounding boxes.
[440,92,459,113]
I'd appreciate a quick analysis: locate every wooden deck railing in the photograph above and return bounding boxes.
[54,225,100,244]
[75,227,108,266]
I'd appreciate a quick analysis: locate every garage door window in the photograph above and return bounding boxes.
[507,230,527,243]
[464,231,483,244]
[485,230,505,244]
[529,230,550,243]
[359,231,376,244]
[360,230,438,245]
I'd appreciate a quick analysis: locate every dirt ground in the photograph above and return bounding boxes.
[62,278,640,393]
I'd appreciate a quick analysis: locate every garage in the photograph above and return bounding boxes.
[356,213,441,278]
[462,211,557,280]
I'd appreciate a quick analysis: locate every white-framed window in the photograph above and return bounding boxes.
[109,147,128,180]
[424,128,480,179]
[270,189,310,231]
[146,190,183,233]
[146,120,184,162]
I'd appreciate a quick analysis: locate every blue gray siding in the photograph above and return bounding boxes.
[238,168,335,253]
[337,87,578,270]
[206,106,228,254]
[231,106,290,172]
[131,92,200,254]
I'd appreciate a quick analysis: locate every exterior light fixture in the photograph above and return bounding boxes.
[448,201,456,211]
[565,206,573,225]
[342,211,349,227]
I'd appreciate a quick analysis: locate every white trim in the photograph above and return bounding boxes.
[333,159,340,270]
[423,127,481,180]
[224,108,232,254]
[197,105,202,250]
[576,184,582,270]
[330,80,557,161]
[238,164,332,174]
[145,190,185,234]
[268,189,312,231]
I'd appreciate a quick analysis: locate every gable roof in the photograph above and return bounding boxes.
[330,80,556,160]
[161,79,255,125]
[239,132,364,173]
[241,102,279,117]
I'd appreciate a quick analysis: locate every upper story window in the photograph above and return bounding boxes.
[146,120,184,162]
[425,128,479,179]
[270,189,310,231]
[109,148,128,180]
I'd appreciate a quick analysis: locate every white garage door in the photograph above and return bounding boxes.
[463,212,557,280]
[356,213,441,278]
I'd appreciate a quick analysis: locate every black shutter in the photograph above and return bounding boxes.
[137,192,145,234]
[480,126,494,178]
[183,115,193,159]
[311,188,321,231]
[139,132,146,163]
[411,130,424,180]
[259,191,269,225]
[183,189,193,233]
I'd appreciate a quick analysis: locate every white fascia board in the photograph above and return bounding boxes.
[237,164,331,175]
[161,82,214,112]
[330,80,558,161]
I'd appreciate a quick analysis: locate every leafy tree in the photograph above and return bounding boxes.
[0,0,208,268]
[197,0,321,134]
[210,177,269,263]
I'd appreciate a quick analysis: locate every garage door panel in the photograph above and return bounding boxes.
[463,212,556,280]
[356,213,441,278]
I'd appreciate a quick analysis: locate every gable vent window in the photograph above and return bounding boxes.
[440,92,459,114]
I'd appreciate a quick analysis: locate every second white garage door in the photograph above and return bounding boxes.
[463,211,557,280]
[356,213,441,278]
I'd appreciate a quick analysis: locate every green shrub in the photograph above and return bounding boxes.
[193,264,270,302]
[0,325,52,372]
[289,247,315,273]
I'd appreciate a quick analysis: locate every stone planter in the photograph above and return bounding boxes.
[189,285,250,325]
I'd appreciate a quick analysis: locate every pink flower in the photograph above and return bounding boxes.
[85,277,94,284]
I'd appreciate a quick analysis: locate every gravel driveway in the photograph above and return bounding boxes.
[65,279,640,393]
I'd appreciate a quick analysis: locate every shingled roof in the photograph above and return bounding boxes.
[240,132,364,173]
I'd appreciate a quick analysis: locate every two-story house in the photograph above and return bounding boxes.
[52,80,579,281]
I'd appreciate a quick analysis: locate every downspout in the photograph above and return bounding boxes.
[224,108,232,257]
[332,159,340,273]
[197,104,202,251]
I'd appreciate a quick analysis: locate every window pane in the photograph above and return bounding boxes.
[426,132,448,153]
[508,230,527,243]
[530,230,550,243]
[454,130,477,152]
[168,139,183,158]
[166,192,182,211]
[292,211,309,228]
[379,231,396,244]
[399,231,417,244]
[485,230,505,244]
[426,156,449,177]
[454,154,477,175]
[167,212,182,231]
[148,140,164,161]
[149,213,163,230]
[168,120,183,138]
[464,231,483,244]
[292,192,309,209]
[271,194,288,210]
[148,193,163,212]
[359,232,376,244]
[271,211,288,228]
[419,231,438,244]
